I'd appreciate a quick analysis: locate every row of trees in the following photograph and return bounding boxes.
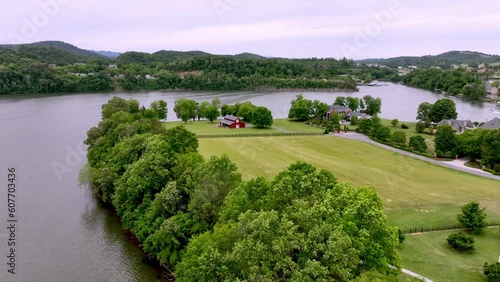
[173,98,273,128]
[334,95,382,116]
[402,69,485,100]
[82,97,402,281]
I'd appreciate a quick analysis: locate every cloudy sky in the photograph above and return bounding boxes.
[2,0,499,59]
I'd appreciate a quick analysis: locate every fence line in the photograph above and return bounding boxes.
[404,223,499,234]
[197,132,324,138]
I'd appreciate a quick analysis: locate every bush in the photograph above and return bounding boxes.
[416,121,426,133]
[350,116,358,125]
[494,164,500,173]
[447,232,475,252]
[391,131,407,146]
[401,124,409,129]
[409,135,428,152]
[484,262,500,281]
[397,228,405,244]
[391,119,399,127]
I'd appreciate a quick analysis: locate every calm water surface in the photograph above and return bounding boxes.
[0,84,498,282]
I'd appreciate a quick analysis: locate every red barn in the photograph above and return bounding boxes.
[219,115,246,129]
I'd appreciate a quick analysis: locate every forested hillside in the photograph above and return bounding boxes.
[0,41,400,95]
[357,51,500,69]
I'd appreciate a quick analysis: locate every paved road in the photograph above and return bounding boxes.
[402,268,433,282]
[332,132,500,181]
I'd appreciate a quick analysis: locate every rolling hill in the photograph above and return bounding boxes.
[357,51,500,68]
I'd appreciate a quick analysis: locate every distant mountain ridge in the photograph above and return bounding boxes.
[92,50,122,58]
[0,41,103,57]
[356,51,500,68]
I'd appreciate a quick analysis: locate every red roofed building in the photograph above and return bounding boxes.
[219,115,246,129]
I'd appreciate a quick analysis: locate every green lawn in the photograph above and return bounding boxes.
[399,228,500,282]
[163,120,282,135]
[198,136,500,228]
[272,119,325,133]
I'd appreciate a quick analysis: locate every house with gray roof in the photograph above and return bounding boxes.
[479,117,500,129]
[326,105,351,120]
[437,119,475,133]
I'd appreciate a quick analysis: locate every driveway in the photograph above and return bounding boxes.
[332,132,500,181]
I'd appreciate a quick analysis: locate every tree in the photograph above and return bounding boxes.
[481,129,500,168]
[196,101,210,120]
[189,154,242,226]
[347,96,360,111]
[350,115,358,125]
[409,135,428,152]
[457,201,486,234]
[288,94,312,121]
[435,125,457,154]
[416,102,432,121]
[237,101,256,123]
[390,119,399,127]
[205,105,220,123]
[429,98,457,123]
[373,125,392,142]
[151,100,168,120]
[462,82,486,101]
[457,129,487,160]
[363,95,382,116]
[391,131,407,146]
[252,106,273,128]
[334,96,346,106]
[364,73,373,83]
[220,104,229,116]
[311,99,329,120]
[176,163,400,282]
[358,118,372,133]
[416,121,426,133]
[331,112,341,127]
[174,98,197,123]
[211,97,221,109]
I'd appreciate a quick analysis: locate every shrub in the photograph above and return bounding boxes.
[409,135,428,152]
[350,116,358,125]
[447,232,475,252]
[391,119,399,127]
[397,228,405,244]
[484,262,500,281]
[391,131,407,146]
[416,121,426,133]
[494,164,500,173]
[401,124,409,129]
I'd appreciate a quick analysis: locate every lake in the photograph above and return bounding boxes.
[0,84,498,281]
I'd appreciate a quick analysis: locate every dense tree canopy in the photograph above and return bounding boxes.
[83,97,402,281]
[428,98,458,123]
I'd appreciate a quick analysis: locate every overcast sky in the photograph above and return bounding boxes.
[2,0,499,59]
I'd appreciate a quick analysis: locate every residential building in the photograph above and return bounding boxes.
[437,119,475,133]
[219,115,246,129]
[479,117,500,129]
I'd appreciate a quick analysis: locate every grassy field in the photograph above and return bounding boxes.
[198,136,500,228]
[399,228,500,282]
[272,119,325,133]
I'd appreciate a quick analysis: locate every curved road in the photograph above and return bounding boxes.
[332,132,500,181]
